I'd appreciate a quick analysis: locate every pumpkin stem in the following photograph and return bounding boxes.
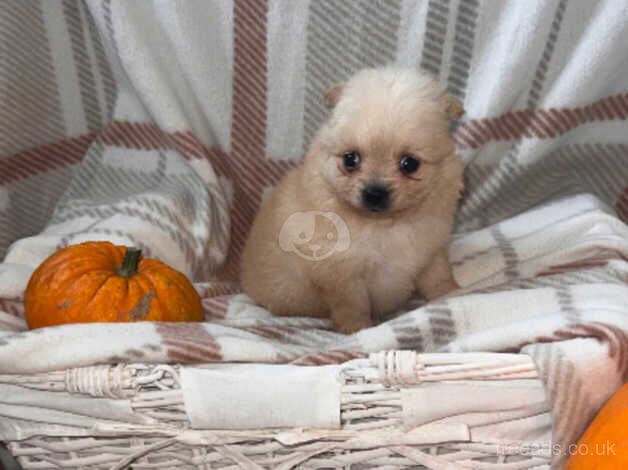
[117,247,142,278]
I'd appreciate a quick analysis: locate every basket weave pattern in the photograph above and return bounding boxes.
[1,351,552,469]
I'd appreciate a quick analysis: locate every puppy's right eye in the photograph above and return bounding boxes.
[399,154,421,175]
[342,151,361,172]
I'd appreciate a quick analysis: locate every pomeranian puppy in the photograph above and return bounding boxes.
[241,67,464,333]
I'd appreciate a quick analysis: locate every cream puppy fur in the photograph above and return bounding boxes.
[241,67,464,333]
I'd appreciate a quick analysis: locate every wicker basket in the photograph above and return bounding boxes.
[0,351,552,469]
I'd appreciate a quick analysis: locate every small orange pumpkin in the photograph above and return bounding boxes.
[565,383,628,469]
[25,241,202,329]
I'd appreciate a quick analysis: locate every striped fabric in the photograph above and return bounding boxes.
[1,1,627,466]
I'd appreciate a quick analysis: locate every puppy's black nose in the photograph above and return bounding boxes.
[361,184,390,212]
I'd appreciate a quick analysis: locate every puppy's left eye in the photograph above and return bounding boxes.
[342,151,361,172]
[399,155,420,175]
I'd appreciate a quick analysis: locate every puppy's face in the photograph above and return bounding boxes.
[309,69,463,217]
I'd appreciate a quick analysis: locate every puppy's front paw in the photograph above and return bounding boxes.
[416,249,460,301]
[423,278,459,301]
[321,282,372,334]
[332,315,372,334]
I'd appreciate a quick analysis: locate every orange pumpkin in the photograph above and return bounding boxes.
[565,383,628,469]
[25,242,202,329]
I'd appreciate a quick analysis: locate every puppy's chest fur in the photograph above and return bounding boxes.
[348,220,421,269]
[330,218,429,315]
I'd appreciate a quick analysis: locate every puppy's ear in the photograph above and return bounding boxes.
[441,94,465,120]
[324,83,344,107]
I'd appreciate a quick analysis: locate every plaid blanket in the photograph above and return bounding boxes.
[1,0,627,467]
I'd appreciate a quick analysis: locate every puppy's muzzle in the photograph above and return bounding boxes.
[361,184,391,212]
